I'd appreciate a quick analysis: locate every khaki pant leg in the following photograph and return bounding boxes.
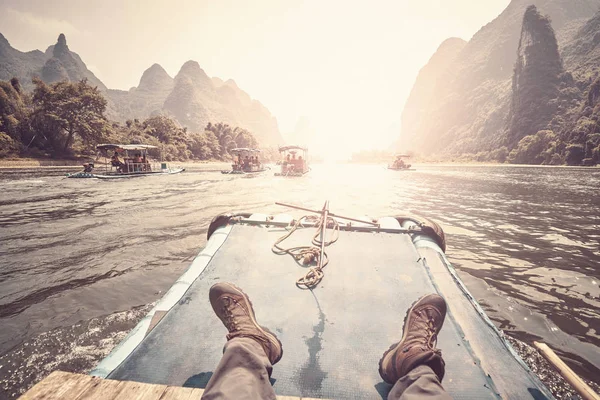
[388,365,453,400]
[202,337,276,400]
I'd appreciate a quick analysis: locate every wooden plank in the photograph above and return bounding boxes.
[20,371,98,400]
[186,388,205,400]
[112,380,168,400]
[75,377,124,399]
[20,372,324,400]
[158,386,197,400]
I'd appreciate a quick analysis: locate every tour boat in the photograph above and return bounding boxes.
[275,145,310,176]
[66,144,185,179]
[388,154,414,171]
[86,202,557,400]
[221,148,266,174]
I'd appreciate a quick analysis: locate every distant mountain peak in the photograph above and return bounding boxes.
[225,79,238,88]
[178,60,205,77]
[137,63,173,91]
[174,60,212,91]
[57,33,67,47]
[148,63,166,72]
[53,33,69,56]
[439,37,467,48]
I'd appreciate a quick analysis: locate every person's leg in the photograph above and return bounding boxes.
[202,282,283,400]
[202,337,275,400]
[379,294,452,400]
[388,365,452,400]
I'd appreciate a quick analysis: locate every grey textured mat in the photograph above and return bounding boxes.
[107,225,541,399]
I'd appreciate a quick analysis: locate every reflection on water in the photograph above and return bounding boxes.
[0,164,599,380]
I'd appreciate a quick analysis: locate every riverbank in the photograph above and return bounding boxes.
[0,158,229,168]
[0,158,84,168]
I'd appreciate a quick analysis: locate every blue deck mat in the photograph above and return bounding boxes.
[107,224,549,399]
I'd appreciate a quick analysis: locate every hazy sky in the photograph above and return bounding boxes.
[0,0,510,156]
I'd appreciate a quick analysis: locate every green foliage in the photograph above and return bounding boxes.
[108,117,259,161]
[143,115,182,144]
[0,132,21,157]
[489,146,509,163]
[507,6,563,148]
[0,77,263,161]
[507,130,560,164]
[31,78,110,155]
[205,122,258,159]
[565,144,585,165]
[0,78,29,145]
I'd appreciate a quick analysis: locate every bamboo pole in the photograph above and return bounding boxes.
[533,341,600,400]
[275,202,379,226]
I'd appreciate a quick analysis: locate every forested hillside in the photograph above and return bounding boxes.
[0,77,265,161]
[400,0,600,165]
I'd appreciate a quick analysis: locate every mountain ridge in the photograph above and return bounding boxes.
[0,33,283,146]
[400,0,600,159]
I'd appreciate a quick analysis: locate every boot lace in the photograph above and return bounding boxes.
[413,309,441,354]
[221,297,239,332]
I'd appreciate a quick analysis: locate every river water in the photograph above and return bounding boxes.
[0,163,599,386]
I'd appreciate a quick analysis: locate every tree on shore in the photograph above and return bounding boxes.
[0,77,262,161]
[205,122,258,158]
[0,78,29,156]
[31,78,109,155]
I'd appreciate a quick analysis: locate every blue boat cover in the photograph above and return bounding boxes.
[99,221,553,399]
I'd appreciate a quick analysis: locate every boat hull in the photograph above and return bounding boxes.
[274,168,310,177]
[75,168,186,179]
[92,213,553,399]
[66,172,96,178]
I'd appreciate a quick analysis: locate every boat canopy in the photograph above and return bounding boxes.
[279,145,308,152]
[96,144,158,151]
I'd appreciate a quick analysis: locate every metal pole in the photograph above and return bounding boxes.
[275,202,379,226]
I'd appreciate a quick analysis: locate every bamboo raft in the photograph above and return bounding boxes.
[20,371,322,400]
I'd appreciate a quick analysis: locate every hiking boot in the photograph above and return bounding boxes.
[379,293,447,384]
[209,282,283,365]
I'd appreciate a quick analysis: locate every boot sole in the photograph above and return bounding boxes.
[216,283,284,365]
[378,294,445,383]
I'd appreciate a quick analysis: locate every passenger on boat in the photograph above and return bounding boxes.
[142,155,150,172]
[205,282,450,399]
[133,153,143,172]
[82,163,94,173]
[111,152,124,172]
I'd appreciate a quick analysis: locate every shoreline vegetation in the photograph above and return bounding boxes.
[0,77,279,164]
[0,158,231,168]
[349,147,600,167]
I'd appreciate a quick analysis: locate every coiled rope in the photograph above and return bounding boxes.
[272,214,339,289]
